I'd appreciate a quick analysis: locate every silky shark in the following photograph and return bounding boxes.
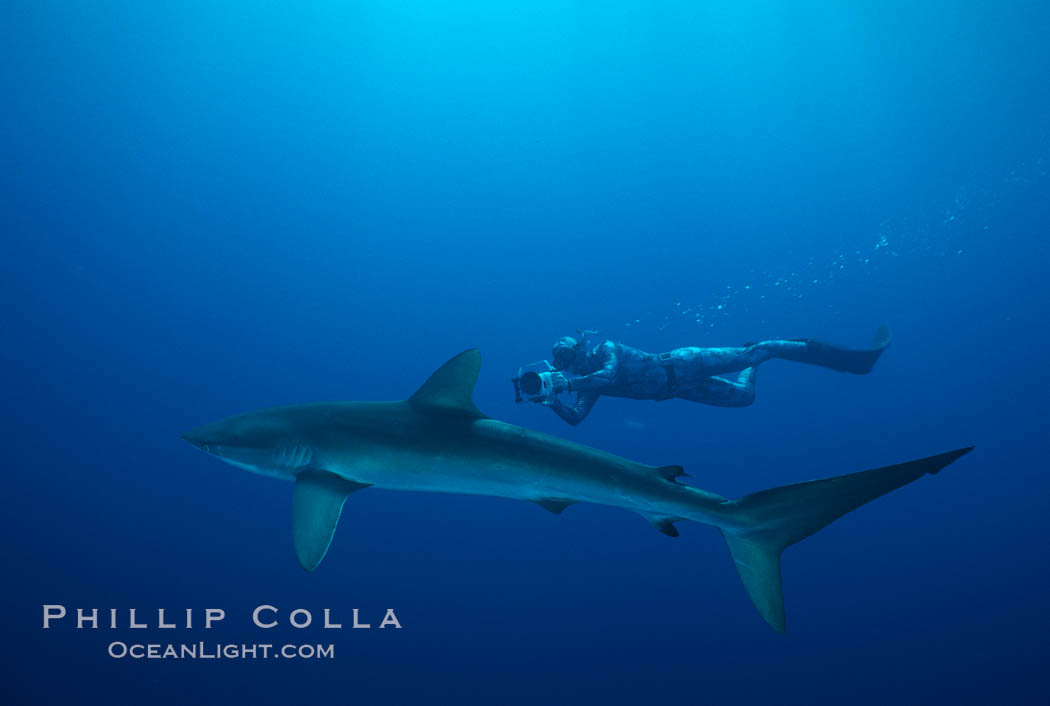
[183,349,972,632]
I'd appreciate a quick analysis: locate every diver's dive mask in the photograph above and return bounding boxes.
[553,348,576,370]
[552,332,593,370]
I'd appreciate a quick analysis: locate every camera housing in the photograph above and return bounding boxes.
[512,361,556,403]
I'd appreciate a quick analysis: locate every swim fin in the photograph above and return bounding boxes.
[779,325,892,375]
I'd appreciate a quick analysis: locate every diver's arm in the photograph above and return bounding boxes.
[549,392,599,426]
[566,342,620,392]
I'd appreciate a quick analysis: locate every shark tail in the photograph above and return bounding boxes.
[719,446,973,632]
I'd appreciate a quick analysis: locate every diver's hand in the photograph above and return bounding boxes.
[531,396,552,407]
[549,371,569,393]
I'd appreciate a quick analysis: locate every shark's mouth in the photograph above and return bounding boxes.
[196,444,314,478]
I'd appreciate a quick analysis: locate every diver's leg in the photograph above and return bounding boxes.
[759,325,893,374]
[736,365,758,391]
[678,325,891,379]
[677,375,755,408]
[699,325,892,376]
[686,345,785,377]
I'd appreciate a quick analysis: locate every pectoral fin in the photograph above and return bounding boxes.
[293,471,370,572]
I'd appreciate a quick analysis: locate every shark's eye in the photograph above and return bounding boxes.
[201,444,211,453]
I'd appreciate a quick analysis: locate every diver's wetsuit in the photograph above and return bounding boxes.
[548,328,890,426]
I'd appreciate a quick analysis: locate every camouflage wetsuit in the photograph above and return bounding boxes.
[545,328,890,425]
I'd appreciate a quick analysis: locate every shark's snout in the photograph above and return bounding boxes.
[181,426,216,452]
[181,414,288,459]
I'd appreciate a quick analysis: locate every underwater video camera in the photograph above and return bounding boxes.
[512,330,596,403]
[512,361,556,403]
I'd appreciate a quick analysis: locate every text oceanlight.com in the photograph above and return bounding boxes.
[108,642,335,660]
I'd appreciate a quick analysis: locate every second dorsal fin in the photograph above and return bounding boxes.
[652,465,687,483]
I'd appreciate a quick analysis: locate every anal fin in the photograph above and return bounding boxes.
[643,514,681,537]
[533,497,576,514]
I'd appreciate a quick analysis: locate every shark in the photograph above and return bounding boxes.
[182,349,972,632]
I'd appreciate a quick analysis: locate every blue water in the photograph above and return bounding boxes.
[4,2,1049,704]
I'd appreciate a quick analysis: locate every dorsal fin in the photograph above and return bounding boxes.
[409,349,485,418]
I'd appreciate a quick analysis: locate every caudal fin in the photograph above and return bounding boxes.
[721,447,973,632]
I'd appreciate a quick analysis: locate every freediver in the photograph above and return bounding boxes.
[517,326,892,426]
